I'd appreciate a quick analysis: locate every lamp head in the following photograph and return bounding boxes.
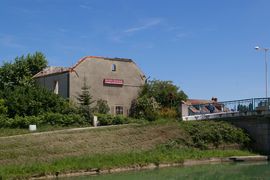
[254,46,260,51]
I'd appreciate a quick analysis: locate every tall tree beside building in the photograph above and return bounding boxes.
[140,80,187,108]
[0,52,48,89]
[77,77,95,121]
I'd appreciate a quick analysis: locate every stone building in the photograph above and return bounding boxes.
[33,56,146,116]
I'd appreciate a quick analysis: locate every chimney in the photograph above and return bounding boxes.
[211,97,218,102]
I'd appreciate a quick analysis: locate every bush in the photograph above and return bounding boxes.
[94,99,110,114]
[0,112,88,128]
[3,86,73,118]
[130,95,160,121]
[0,115,42,128]
[158,108,178,119]
[0,99,7,115]
[41,112,87,126]
[180,121,251,149]
[0,115,8,127]
[96,114,129,126]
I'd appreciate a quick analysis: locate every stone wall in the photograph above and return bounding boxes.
[224,116,270,155]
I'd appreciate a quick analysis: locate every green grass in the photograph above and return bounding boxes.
[0,120,257,179]
[0,124,92,137]
[0,147,254,179]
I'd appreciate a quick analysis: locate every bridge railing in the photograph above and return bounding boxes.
[254,98,270,111]
[187,98,270,116]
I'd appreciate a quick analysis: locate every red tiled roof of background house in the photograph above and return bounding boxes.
[184,99,214,105]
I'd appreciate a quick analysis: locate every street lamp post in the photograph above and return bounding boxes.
[255,46,269,101]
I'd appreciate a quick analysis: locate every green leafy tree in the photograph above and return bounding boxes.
[140,80,187,108]
[0,52,47,89]
[94,99,110,114]
[77,77,95,122]
[131,79,187,120]
[130,95,160,121]
[4,86,70,117]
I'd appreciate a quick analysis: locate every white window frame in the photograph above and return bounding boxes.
[112,64,116,71]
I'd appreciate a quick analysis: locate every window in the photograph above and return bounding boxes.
[112,64,116,71]
[53,81,59,94]
[115,106,123,115]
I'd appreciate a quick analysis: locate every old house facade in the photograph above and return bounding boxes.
[33,56,146,116]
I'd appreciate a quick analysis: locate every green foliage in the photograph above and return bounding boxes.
[0,52,47,89]
[0,113,87,128]
[3,86,72,117]
[94,99,110,114]
[140,80,187,108]
[130,95,160,121]
[77,77,95,122]
[0,99,7,115]
[180,121,251,149]
[130,79,187,121]
[0,52,92,128]
[0,115,41,128]
[96,114,130,126]
[77,77,94,106]
[42,112,87,126]
[158,107,178,119]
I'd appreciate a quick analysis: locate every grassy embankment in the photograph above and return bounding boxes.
[0,125,91,137]
[0,120,255,179]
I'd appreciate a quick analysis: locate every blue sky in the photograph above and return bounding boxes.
[1,0,270,101]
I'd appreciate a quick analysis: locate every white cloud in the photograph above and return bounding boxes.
[79,4,92,10]
[124,18,162,33]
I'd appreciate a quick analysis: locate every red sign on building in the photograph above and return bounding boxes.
[103,78,124,85]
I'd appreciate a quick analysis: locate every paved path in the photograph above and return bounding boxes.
[0,124,130,139]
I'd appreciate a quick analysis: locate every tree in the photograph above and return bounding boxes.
[130,95,160,121]
[77,77,95,121]
[0,52,48,89]
[140,80,187,108]
[94,99,110,114]
[3,86,70,117]
[130,79,188,120]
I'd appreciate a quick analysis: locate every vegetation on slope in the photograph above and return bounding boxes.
[0,121,253,179]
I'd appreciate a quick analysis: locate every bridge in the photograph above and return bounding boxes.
[181,98,270,154]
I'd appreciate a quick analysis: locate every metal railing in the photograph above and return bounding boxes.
[187,98,270,116]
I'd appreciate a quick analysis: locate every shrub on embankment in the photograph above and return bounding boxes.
[0,113,88,128]
[179,120,251,150]
[0,121,254,179]
[95,113,131,126]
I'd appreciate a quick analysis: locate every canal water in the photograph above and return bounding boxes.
[62,162,270,180]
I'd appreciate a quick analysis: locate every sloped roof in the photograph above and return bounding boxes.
[33,66,69,78]
[33,56,134,78]
[70,56,133,71]
[184,99,214,106]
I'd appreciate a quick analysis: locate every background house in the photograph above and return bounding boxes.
[181,97,224,117]
[34,56,146,116]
